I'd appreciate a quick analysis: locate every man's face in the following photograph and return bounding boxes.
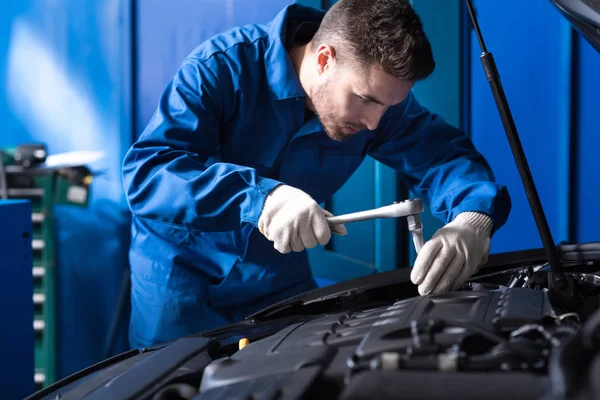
[310,51,414,142]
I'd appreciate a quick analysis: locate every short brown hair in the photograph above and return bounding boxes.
[311,0,435,81]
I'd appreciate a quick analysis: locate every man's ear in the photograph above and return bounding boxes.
[315,44,336,75]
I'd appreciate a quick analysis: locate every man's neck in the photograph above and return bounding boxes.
[289,43,316,113]
[289,43,307,80]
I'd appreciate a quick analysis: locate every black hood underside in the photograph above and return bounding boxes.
[551,0,600,52]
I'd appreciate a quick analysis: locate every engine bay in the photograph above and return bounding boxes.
[197,290,560,400]
[122,248,600,400]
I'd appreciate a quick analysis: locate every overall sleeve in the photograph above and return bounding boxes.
[368,91,511,235]
[122,58,282,232]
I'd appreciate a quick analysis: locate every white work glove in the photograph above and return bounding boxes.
[411,212,493,295]
[258,185,347,254]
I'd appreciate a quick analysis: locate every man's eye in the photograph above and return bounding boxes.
[360,97,371,104]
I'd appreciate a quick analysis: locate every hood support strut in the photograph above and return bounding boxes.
[465,0,576,308]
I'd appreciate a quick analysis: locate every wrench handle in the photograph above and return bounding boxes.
[326,199,424,225]
[327,209,386,225]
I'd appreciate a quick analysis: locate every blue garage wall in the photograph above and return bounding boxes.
[0,0,132,206]
[469,0,568,253]
[573,35,600,243]
[0,3,29,146]
[468,0,600,253]
[135,0,292,138]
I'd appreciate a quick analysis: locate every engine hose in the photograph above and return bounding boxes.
[553,324,580,337]
[511,324,558,346]
[467,345,515,370]
[431,319,506,344]
[429,319,540,360]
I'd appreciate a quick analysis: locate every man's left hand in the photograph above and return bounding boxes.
[411,212,494,295]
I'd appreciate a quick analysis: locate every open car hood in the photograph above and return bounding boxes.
[550,0,600,52]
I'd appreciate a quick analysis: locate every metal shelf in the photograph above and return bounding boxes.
[7,188,44,197]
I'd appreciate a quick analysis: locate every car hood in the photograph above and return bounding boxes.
[550,0,600,52]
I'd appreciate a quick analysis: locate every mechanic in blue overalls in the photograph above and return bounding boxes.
[122,0,511,348]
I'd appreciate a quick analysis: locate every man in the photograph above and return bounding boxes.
[122,0,511,348]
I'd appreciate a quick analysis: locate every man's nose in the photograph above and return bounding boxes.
[362,109,385,131]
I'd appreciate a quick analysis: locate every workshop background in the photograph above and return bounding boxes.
[1,0,599,398]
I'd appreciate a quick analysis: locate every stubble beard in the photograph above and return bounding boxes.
[309,79,355,142]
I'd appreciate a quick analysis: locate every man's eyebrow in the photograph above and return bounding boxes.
[360,93,385,105]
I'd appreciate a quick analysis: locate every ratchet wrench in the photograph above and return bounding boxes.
[326,198,426,253]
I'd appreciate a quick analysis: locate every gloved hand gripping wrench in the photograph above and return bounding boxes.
[326,198,425,253]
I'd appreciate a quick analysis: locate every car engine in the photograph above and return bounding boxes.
[199,289,562,400]
[127,248,600,400]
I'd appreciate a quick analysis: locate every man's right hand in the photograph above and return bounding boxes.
[258,185,347,254]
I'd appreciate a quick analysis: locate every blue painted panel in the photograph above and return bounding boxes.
[469,0,572,253]
[412,0,461,128]
[307,243,377,283]
[314,276,336,287]
[329,158,376,264]
[0,0,132,206]
[0,200,34,399]
[574,36,600,243]
[136,0,291,137]
[374,162,400,271]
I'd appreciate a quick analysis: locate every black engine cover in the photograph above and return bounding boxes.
[198,288,554,399]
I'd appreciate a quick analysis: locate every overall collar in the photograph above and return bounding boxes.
[264,4,326,101]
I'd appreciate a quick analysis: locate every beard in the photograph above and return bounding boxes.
[310,81,365,142]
